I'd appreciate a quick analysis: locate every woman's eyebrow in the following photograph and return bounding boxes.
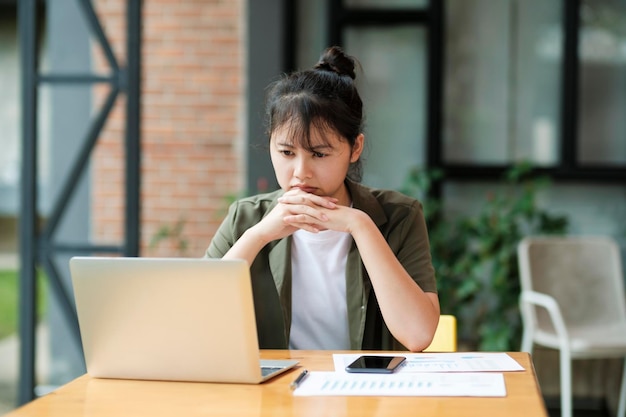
[276,141,333,151]
[309,144,333,151]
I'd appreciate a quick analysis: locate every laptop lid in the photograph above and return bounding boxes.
[69,256,297,384]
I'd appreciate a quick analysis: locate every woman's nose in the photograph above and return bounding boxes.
[293,156,311,179]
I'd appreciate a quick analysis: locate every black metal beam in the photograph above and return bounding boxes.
[46,244,125,254]
[37,74,118,84]
[560,0,580,169]
[327,0,343,46]
[125,0,142,257]
[336,9,429,26]
[435,164,626,184]
[284,0,296,72]
[426,0,444,200]
[18,0,143,405]
[76,0,120,72]
[17,0,38,405]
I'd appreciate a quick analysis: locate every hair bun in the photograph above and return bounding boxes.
[314,46,356,80]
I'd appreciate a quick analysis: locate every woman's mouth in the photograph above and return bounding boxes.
[292,185,317,194]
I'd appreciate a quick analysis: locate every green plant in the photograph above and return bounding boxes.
[149,217,189,256]
[0,269,47,340]
[400,162,569,351]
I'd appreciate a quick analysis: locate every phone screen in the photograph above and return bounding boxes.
[345,355,406,373]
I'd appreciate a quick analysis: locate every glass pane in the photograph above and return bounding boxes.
[512,1,563,166]
[345,0,428,8]
[444,0,562,166]
[578,0,626,165]
[345,26,427,190]
[296,0,328,69]
[0,14,19,214]
[443,182,626,239]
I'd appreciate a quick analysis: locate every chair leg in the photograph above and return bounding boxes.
[521,329,533,353]
[618,358,626,417]
[560,352,572,417]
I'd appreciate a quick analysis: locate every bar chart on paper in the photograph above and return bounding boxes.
[292,371,507,397]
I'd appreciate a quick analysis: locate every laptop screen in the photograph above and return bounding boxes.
[70,257,279,383]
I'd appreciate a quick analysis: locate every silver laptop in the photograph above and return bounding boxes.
[69,256,298,383]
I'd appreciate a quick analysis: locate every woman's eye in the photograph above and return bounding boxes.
[280,150,294,156]
[313,152,326,158]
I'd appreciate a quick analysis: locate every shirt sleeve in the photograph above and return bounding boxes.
[387,199,437,294]
[205,202,238,258]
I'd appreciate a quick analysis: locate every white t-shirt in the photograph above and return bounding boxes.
[288,229,352,350]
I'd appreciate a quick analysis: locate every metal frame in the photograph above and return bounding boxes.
[431,0,626,184]
[325,0,444,197]
[323,0,626,194]
[18,0,142,404]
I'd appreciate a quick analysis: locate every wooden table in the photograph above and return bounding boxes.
[5,350,547,417]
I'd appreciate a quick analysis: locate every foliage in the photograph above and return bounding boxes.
[0,269,47,340]
[400,163,569,351]
[148,217,189,256]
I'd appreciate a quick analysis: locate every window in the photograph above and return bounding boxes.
[290,0,626,235]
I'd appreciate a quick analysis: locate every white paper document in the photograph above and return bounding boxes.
[333,352,524,373]
[292,371,507,397]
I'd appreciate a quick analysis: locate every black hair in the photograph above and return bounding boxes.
[265,46,365,182]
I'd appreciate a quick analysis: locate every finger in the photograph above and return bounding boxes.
[278,194,337,209]
[283,211,328,223]
[283,218,323,233]
[296,224,323,233]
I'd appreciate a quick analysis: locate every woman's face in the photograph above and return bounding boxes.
[270,125,363,206]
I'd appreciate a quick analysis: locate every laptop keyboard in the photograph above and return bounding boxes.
[261,366,284,377]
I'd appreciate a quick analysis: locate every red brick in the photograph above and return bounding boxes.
[92,0,244,255]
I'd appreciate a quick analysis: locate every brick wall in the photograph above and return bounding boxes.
[92,0,245,257]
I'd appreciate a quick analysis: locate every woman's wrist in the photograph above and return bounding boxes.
[346,208,373,237]
[244,224,272,248]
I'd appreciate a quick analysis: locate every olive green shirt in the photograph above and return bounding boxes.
[205,179,437,350]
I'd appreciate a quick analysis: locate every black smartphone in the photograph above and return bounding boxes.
[345,355,406,373]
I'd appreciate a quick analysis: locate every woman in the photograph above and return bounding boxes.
[206,46,439,352]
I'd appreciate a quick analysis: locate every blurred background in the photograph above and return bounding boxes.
[0,0,625,415]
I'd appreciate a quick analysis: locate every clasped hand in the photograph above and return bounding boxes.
[255,189,360,243]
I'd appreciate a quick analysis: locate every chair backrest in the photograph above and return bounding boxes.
[518,236,626,333]
[423,315,457,352]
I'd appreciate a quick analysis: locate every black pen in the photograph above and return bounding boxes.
[289,369,309,390]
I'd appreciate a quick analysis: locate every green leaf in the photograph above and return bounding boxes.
[399,162,569,350]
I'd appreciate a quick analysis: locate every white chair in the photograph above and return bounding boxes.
[518,236,626,417]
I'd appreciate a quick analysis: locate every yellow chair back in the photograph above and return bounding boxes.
[423,315,457,352]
